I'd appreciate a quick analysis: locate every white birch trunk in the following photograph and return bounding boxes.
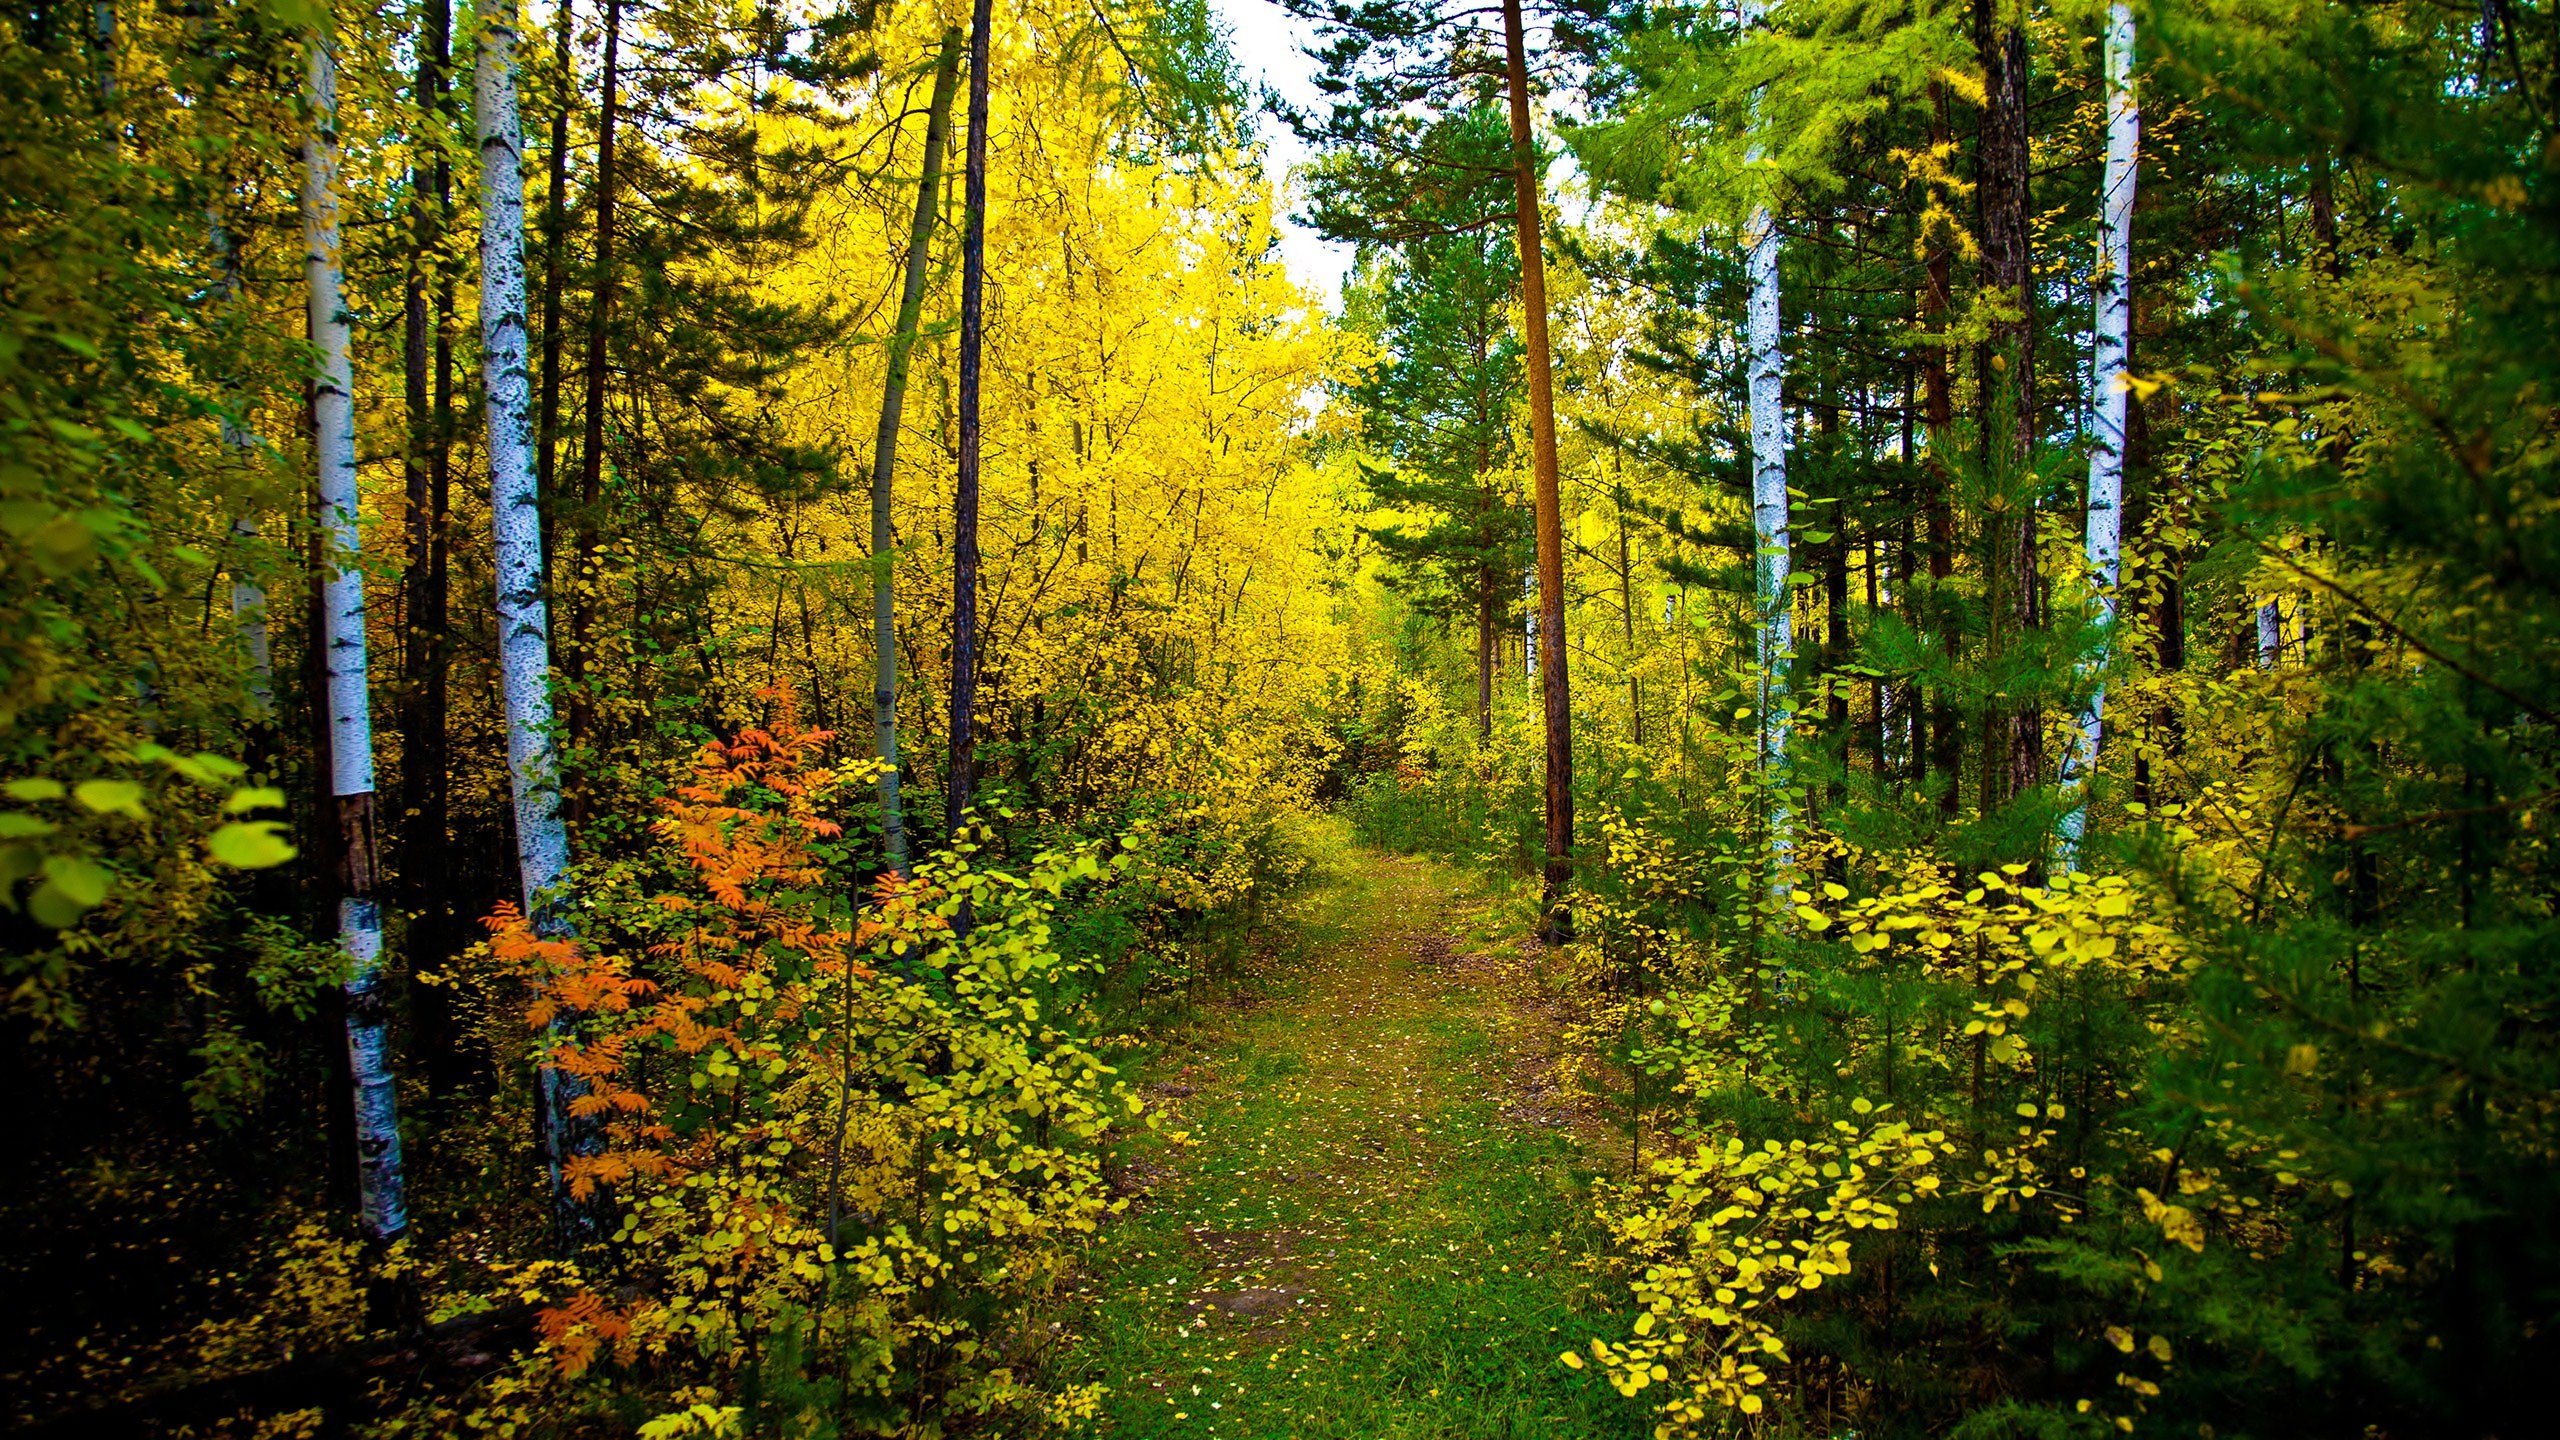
[2058,2,2137,868]
[1523,567,1537,681]
[305,25,404,1243]
[477,1,589,1241]
[2258,599,2283,668]
[1740,0,1791,886]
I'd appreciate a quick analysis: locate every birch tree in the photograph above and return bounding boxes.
[304,18,405,1244]
[2060,2,2135,866]
[1740,0,1793,886]
[870,29,960,875]
[478,0,588,1243]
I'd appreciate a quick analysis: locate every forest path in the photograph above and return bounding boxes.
[1066,836,1640,1439]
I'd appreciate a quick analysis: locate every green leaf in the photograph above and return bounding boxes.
[28,516,96,575]
[28,882,88,929]
[42,854,110,907]
[208,821,296,869]
[0,500,52,539]
[5,778,65,802]
[224,786,288,814]
[0,841,39,888]
[0,812,56,839]
[74,780,146,818]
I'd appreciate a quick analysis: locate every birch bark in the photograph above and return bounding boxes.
[2059,2,2136,867]
[1740,0,1792,885]
[305,25,405,1243]
[478,0,589,1244]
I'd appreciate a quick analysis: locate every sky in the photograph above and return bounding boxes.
[1204,0,1359,308]
[1201,0,1594,311]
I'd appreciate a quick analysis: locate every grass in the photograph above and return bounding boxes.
[1062,829,1645,1439]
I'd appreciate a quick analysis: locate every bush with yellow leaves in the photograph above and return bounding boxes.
[1577,1112,1942,1431]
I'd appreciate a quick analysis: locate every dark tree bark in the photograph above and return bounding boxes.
[400,0,456,1091]
[1923,82,1961,817]
[538,0,574,575]
[1974,0,2041,812]
[949,0,993,839]
[570,0,622,815]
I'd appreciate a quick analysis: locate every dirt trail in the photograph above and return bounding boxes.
[1066,846,1637,1439]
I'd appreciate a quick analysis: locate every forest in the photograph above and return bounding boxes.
[3,0,2553,1434]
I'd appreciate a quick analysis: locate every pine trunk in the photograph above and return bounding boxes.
[305,25,405,1244]
[870,30,961,875]
[570,0,622,812]
[1500,0,1573,940]
[1923,84,1959,816]
[1975,0,2041,812]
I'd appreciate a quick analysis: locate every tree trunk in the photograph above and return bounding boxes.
[2059,2,2135,869]
[401,0,457,1087]
[537,0,574,573]
[1476,567,1494,742]
[1500,0,1572,940]
[478,2,591,1250]
[871,30,961,875]
[1737,0,1793,888]
[305,24,405,1244]
[1923,84,1959,816]
[1618,492,1640,746]
[949,0,993,840]
[1975,0,2041,813]
[570,0,622,814]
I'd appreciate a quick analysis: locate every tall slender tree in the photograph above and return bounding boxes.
[569,0,623,800]
[871,29,961,874]
[537,0,574,558]
[1737,0,1791,886]
[400,0,457,1079]
[1497,0,1573,939]
[304,16,405,1244]
[949,0,993,839]
[1974,0,2041,813]
[2059,1,2136,866]
[477,0,586,1245]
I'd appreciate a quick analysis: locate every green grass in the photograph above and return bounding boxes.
[1062,834,1645,1439]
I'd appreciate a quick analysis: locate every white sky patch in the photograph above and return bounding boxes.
[1208,0,1357,309]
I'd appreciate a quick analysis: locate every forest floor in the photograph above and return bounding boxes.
[1063,832,1647,1439]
